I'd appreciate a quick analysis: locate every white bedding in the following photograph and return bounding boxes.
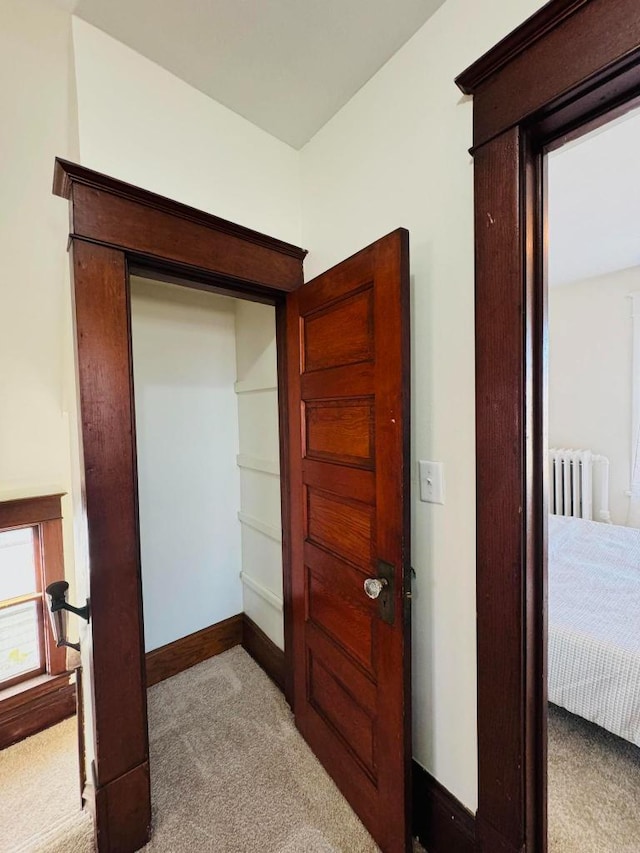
[549,514,640,746]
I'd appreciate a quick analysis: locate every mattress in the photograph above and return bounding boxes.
[549,514,640,746]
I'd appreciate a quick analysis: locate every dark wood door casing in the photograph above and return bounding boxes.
[55,159,307,853]
[457,0,640,851]
[286,230,411,852]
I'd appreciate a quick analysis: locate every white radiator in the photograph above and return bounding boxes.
[549,448,611,523]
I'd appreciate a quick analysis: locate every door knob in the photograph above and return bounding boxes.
[364,577,388,600]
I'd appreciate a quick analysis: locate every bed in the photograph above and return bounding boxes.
[549,513,640,747]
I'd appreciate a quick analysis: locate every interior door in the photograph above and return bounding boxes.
[286,229,411,853]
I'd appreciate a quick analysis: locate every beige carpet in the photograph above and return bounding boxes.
[0,648,423,852]
[144,646,381,852]
[548,703,640,852]
[4,668,640,852]
[0,718,92,853]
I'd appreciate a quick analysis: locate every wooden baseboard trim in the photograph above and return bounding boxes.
[0,673,76,749]
[241,614,285,692]
[145,614,243,687]
[413,761,475,853]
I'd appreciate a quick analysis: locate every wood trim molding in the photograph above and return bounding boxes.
[455,0,588,93]
[459,1,640,850]
[0,672,76,750]
[457,0,640,150]
[145,614,243,688]
[53,159,306,262]
[55,159,304,852]
[93,760,151,853]
[0,493,63,528]
[412,762,475,853]
[241,614,285,692]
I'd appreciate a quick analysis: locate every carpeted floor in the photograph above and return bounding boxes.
[548,703,640,852]
[5,655,639,852]
[0,717,92,853]
[143,646,380,852]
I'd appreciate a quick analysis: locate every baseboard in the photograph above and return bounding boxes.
[241,614,285,692]
[413,760,476,853]
[0,672,76,749]
[145,613,243,687]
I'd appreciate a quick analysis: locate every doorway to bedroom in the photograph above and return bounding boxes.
[546,104,640,851]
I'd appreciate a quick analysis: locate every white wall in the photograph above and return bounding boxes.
[549,267,639,526]
[71,18,301,246]
[234,302,283,648]
[0,0,79,597]
[300,0,548,811]
[131,279,242,651]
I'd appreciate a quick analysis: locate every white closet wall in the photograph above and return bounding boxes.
[131,278,242,652]
[234,301,284,648]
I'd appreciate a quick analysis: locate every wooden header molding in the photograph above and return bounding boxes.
[457,0,640,149]
[52,158,307,292]
[456,0,589,94]
[457,0,640,851]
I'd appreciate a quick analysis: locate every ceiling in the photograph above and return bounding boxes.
[548,106,640,286]
[50,0,446,149]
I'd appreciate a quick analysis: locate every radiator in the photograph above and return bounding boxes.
[549,448,611,523]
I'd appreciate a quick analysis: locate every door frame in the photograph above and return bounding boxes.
[456,1,640,851]
[53,158,307,853]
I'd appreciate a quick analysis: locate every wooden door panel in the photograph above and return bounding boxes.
[301,361,374,399]
[303,288,374,372]
[308,654,376,772]
[306,561,376,673]
[287,229,411,853]
[305,398,375,468]
[307,489,374,568]
[302,459,376,504]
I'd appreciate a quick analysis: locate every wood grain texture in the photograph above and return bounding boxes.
[70,239,150,851]
[474,130,528,849]
[303,288,373,371]
[0,673,75,749]
[71,185,302,292]
[412,761,475,853]
[39,517,67,676]
[94,761,151,853]
[307,489,374,568]
[305,398,374,468]
[275,298,295,709]
[145,614,243,687]
[53,159,306,293]
[53,159,306,260]
[0,494,63,528]
[462,2,640,850]
[287,229,411,853]
[306,551,375,673]
[458,0,640,149]
[456,0,589,93]
[241,614,285,692]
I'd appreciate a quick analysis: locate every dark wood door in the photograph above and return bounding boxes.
[286,229,411,853]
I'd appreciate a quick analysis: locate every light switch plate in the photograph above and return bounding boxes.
[419,460,444,504]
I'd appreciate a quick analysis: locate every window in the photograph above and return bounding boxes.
[0,495,66,694]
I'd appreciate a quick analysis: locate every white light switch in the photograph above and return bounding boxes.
[419,460,444,504]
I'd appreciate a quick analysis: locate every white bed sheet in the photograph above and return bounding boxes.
[549,514,640,746]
